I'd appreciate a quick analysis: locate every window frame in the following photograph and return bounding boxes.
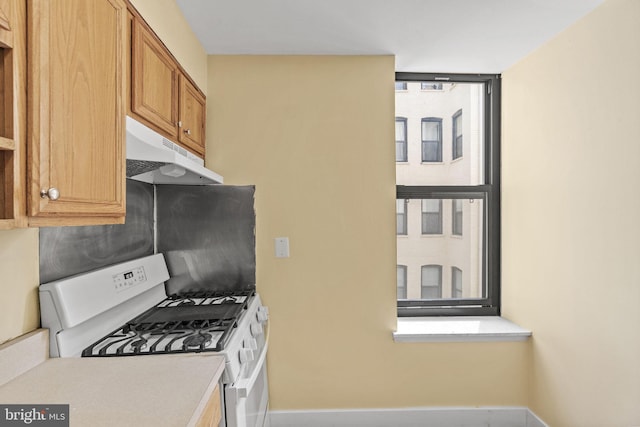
[421,265,442,299]
[396,198,408,236]
[397,265,407,299]
[396,72,501,317]
[421,199,443,235]
[421,117,443,162]
[452,198,463,236]
[395,117,408,162]
[451,266,463,298]
[452,109,463,160]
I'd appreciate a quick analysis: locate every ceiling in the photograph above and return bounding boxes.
[176,0,605,74]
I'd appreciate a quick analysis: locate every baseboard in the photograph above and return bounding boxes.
[269,407,548,427]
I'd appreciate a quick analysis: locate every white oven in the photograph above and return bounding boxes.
[39,253,270,427]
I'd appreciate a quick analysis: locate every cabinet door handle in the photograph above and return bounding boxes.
[184,129,191,136]
[40,187,60,200]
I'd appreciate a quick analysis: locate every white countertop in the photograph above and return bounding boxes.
[0,331,225,427]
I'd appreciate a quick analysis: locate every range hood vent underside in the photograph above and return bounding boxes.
[126,160,169,178]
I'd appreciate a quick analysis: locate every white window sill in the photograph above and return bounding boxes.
[393,316,531,343]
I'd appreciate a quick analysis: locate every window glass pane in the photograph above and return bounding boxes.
[421,199,442,235]
[421,265,442,298]
[452,199,463,236]
[395,82,484,185]
[395,119,406,141]
[396,199,407,235]
[421,120,439,140]
[452,267,463,298]
[453,110,463,160]
[397,265,407,299]
[395,118,407,162]
[397,198,484,300]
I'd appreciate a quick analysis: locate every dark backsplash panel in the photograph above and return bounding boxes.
[39,180,154,283]
[156,185,256,295]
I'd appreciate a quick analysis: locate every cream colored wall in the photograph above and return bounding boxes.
[0,1,207,345]
[0,229,39,344]
[129,0,207,92]
[501,0,640,425]
[207,55,528,410]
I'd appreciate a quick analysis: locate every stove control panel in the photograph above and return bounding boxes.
[112,266,147,293]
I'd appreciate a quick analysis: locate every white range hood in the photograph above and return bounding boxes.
[126,116,223,185]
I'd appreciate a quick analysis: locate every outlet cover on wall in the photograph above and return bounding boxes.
[275,237,290,258]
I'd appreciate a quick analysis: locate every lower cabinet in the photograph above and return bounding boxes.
[196,384,222,427]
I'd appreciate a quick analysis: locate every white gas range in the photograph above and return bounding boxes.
[39,253,270,427]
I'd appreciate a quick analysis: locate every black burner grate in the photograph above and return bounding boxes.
[81,290,255,357]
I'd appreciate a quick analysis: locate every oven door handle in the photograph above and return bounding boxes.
[233,322,269,399]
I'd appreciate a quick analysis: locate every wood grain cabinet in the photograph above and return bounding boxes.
[131,17,178,139]
[130,15,206,158]
[195,384,222,427]
[27,0,127,226]
[178,74,206,156]
[0,0,26,229]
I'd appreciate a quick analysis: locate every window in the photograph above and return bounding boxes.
[421,265,442,298]
[396,199,407,235]
[452,267,462,298]
[421,82,443,91]
[395,81,407,90]
[421,118,442,162]
[452,109,463,160]
[395,117,407,162]
[395,73,501,316]
[421,199,442,234]
[397,265,407,299]
[452,199,463,236]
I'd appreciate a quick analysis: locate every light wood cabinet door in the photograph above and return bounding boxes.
[178,74,206,157]
[28,0,127,225]
[131,17,178,139]
[195,384,221,427]
[0,0,12,48]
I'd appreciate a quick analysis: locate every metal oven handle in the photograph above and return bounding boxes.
[233,322,269,399]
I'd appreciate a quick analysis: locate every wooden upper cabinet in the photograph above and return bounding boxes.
[27,0,127,225]
[0,0,12,48]
[178,74,206,156]
[131,17,179,139]
[129,10,206,159]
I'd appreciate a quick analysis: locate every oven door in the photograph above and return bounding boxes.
[224,325,270,427]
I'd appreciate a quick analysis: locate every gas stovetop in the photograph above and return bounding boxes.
[82,290,255,357]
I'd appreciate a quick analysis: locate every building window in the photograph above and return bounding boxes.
[421,265,442,298]
[395,117,407,162]
[452,199,463,236]
[395,81,407,90]
[452,109,463,160]
[397,265,407,299]
[396,199,407,235]
[451,267,462,298]
[396,73,501,316]
[421,199,442,234]
[421,82,443,91]
[421,118,442,162]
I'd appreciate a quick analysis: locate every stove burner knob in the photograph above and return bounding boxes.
[250,323,263,337]
[256,306,269,323]
[239,348,255,364]
[246,338,258,350]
